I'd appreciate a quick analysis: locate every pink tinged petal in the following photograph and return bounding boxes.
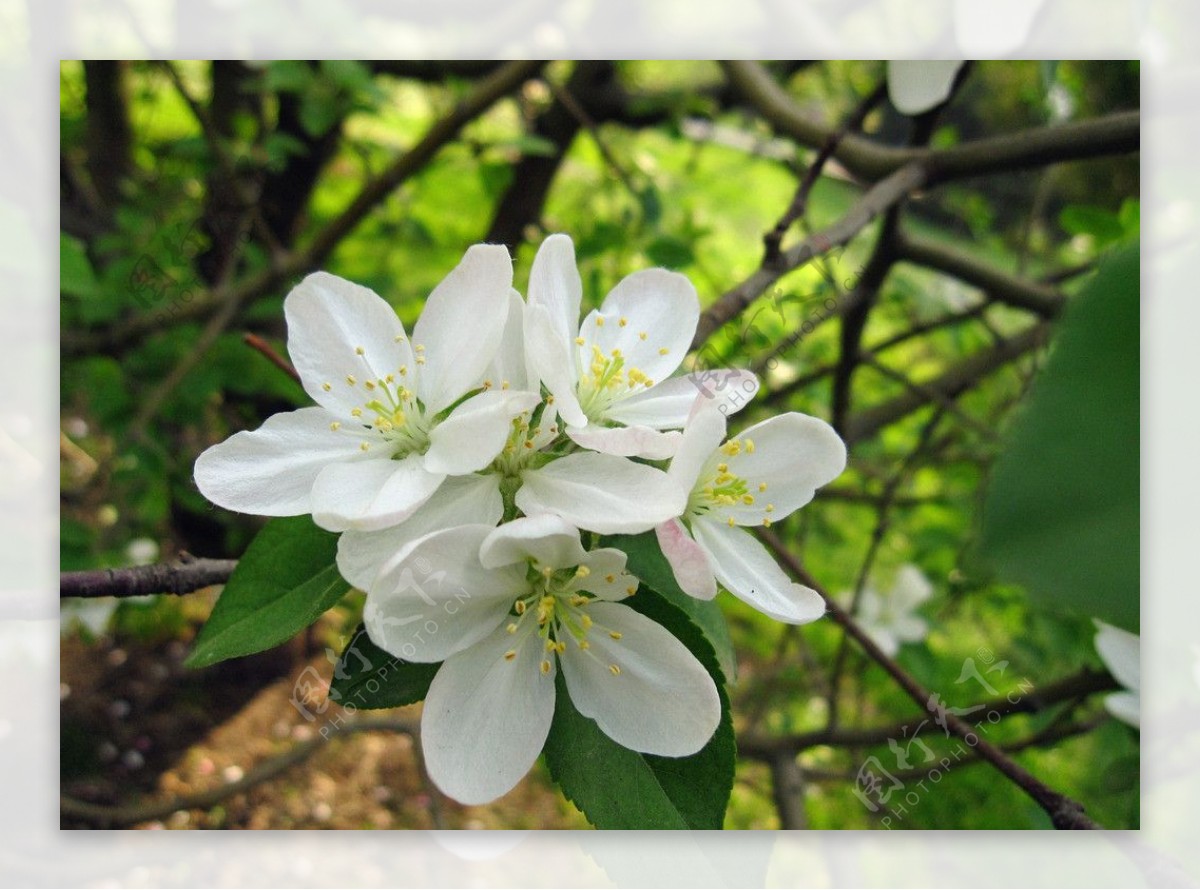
[574,548,636,601]
[364,525,527,663]
[690,519,826,624]
[424,389,541,475]
[421,620,556,805]
[667,400,727,493]
[720,412,847,525]
[655,519,718,600]
[194,406,369,516]
[1094,620,1140,693]
[559,602,720,757]
[413,244,513,414]
[479,514,588,570]
[524,303,586,427]
[605,370,759,430]
[310,454,445,532]
[1104,691,1140,729]
[582,269,699,386]
[284,272,413,418]
[527,233,582,344]
[566,424,682,460]
[336,473,502,590]
[517,453,686,535]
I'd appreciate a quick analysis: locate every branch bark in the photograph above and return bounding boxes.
[758,529,1103,830]
[61,556,237,599]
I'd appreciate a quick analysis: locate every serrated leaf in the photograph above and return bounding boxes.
[603,531,737,681]
[981,245,1139,632]
[543,586,735,829]
[329,624,440,710]
[185,516,349,668]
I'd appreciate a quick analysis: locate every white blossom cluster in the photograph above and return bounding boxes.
[195,234,847,803]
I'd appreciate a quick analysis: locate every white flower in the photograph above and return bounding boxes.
[655,402,846,623]
[1094,619,1139,729]
[853,565,934,657]
[195,247,542,532]
[362,515,721,805]
[523,234,758,460]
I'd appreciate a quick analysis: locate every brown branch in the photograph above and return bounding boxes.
[243,333,300,383]
[763,81,888,264]
[693,162,926,348]
[740,667,1118,758]
[63,60,545,358]
[757,529,1102,830]
[842,322,1051,445]
[60,556,237,599]
[894,228,1066,318]
[721,61,1139,185]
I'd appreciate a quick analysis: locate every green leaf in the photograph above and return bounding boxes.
[185,516,349,668]
[603,531,737,681]
[543,586,736,829]
[329,624,440,710]
[981,245,1139,631]
[60,233,98,298]
[1059,205,1125,246]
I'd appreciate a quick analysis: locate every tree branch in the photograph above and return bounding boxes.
[692,162,926,348]
[61,556,237,599]
[63,60,545,358]
[757,529,1103,830]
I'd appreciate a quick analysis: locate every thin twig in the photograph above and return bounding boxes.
[243,332,300,383]
[758,529,1102,830]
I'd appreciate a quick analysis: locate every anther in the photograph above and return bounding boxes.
[355,346,365,356]
[346,375,357,386]
[609,631,622,640]
[619,317,628,327]
[515,600,527,615]
[504,650,517,661]
[322,382,332,392]
[575,337,585,346]
[506,623,518,634]
[608,664,621,676]
[329,421,341,431]
[540,659,552,675]
[658,347,669,356]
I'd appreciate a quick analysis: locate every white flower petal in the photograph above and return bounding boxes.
[488,288,532,391]
[574,548,637,601]
[310,454,445,532]
[566,424,682,460]
[479,514,588,570]
[887,60,965,115]
[861,622,901,657]
[581,269,698,386]
[337,474,502,590]
[719,412,846,525]
[527,233,582,345]
[424,389,541,475]
[421,620,557,805]
[667,400,728,494]
[195,407,368,516]
[517,452,685,535]
[559,602,720,756]
[606,370,759,429]
[691,519,826,624]
[655,519,718,600]
[413,244,513,414]
[1104,691,1140,729]
[284,272,413,418]
[889,613,929,645]
[364,525,526,662]
[891,565,934,610]
[1094,620,1140,693]
[524,302,587,427]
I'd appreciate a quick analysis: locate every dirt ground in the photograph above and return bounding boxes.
[60,617,589,830]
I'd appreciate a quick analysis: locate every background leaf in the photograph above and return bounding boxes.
[981,245,1139,631]
[185,516,349,668]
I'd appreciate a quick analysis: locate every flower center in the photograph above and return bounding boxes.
[327,346,432,458]
[499,561,630,677]
[685,436,775,529]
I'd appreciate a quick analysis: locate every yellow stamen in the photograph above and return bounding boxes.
[355,346,365,356]
[506,623,518,634]
[345,375,357,386]
[608,664,621,676]
[540,659,552,675]
[329,421,341,431]
[322,382,332,392]
[515,600,527,615]
[504,650,517,661]
[619,317,628,327]
[658,347,669,356]
[575,337,585,346]
[609,631,622,640]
